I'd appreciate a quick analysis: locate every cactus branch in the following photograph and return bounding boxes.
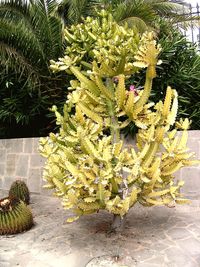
[133,65,155,113]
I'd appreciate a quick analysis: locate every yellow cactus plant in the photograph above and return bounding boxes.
[39,11,199,231]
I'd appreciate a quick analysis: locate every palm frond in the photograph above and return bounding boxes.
[119,17,149,33]
[113,1,155,24]
[0,42,41,89]
[0,19,46,64]
[0,0,30,17]
[57,0,102,24]
[29,0,63,59]
[0,0,67,137]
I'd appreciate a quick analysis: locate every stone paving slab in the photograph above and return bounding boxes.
[0,191,200,267]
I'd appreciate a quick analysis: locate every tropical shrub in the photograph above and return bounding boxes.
[131,20,200,132]
[156,22,200,130]
[40,13,199,231]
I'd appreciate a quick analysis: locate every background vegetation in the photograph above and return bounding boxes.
[0,0,68,138]
[0,0,199,138]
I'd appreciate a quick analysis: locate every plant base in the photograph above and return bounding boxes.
[110,214,126,233]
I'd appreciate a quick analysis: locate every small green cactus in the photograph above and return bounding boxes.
[9,180,30,204]
[0,196,33,235]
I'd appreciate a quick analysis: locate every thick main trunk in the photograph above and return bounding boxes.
[110,214,126,233]
[105,78,127,233]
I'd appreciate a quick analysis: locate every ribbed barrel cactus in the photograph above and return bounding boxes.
[9,180,30,204]
[0,197,33,235]
[40,11,199,231]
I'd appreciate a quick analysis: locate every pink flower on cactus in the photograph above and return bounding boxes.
[129,85,138,96]
[129,85,135,91]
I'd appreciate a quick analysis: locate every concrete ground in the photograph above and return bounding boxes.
[0,191,200,267]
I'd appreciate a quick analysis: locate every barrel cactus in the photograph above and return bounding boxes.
[9,180,30,204]
[0,196,33,235]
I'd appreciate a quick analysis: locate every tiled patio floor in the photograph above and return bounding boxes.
[0,191,200,267]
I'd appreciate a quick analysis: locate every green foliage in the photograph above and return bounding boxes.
[0,0,67,138]
[0,0,195,138]
[0,196,33,235]
[58,0,188,31]
[57,0,102,25]
[9,180,30,205]
[40,13,199,223]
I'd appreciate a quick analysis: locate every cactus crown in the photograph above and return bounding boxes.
[50,10,141,76]
[0,196,19,212]
[40,12,199,223]
[9,180,30,205]
[0,196,33,235]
